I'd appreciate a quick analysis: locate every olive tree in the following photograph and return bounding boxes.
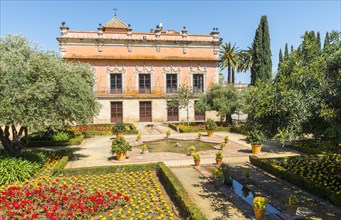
[0,35,100,154]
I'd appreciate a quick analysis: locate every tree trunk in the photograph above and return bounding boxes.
[186,105,190,126]
[225,114,233,125]
[227,61,232,84]
[232,68,235,84]
[0,125,27,155]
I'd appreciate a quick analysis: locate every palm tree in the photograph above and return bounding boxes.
[237,46,253,73]
[218,42,240,84]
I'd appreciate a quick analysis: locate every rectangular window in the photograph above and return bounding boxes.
[111,102,123,123]
[139,74,151,94]
[193,74,204,93]
[167,102,179,121]
[166,74,177,93]
[140,101,152,122]
[194,101,205,121]
[110,74,122,94]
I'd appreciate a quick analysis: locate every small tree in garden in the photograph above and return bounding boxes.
[168,85,193,125]
[0,35,100,154]
[195,84,239,125]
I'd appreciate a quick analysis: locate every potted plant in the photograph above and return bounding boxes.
[224,135,229,143]
[205,119,217,136]
[245,129,266,154]
[198,132,202,140]
[221,164,233,186]
[111,137,132,160]
[188,145,196,156]
[192,153,200,166]
[141,144,148,154]
[112,122,127,138]
[253,196,268,220]
[215,151,223,166]
[220,142,226,150]
[286,194,299,216]
[166,130,171,138]
[136,133,141,141]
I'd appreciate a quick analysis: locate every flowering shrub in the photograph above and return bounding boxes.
[0,170,175,219]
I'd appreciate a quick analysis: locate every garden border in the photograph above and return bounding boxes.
[249,155,341,207]
[27,134,85,147]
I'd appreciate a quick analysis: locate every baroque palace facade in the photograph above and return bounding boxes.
[57,16,222,123]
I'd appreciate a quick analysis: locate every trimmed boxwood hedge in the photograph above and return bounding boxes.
[57,163,207,220]
[27,135,85,147]
[249,155,341,207]
[158,163,208,220]
[169,122,227,133]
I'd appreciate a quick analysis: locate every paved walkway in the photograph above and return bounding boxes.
[170,167,249,220]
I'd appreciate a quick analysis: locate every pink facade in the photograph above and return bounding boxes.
[57,17,222,123]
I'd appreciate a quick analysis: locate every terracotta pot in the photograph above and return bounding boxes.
[207,130,214,136]
[116,133,123,138]
[286,204,298,216]
[216,159,223,166]
[116,151,127,160]
[253,207,265,220]
[194,160,200,166]
[252,145,262,154]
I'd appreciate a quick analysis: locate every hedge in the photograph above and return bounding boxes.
[158,163,208,220]
[27,135,84,147]
[249,155,341,207]
[73,123,138,136]
[169,122,227,133]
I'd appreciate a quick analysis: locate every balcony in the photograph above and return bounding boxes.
[95,86,204,98]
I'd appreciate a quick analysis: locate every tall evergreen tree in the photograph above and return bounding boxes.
[291,45,294,52]
[284,43,289,61]
[278,49,283,71]
[324,32,330,48]
[250,15,272,85]
[316,31,321,49]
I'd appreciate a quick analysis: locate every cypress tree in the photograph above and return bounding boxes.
[324,32,330,48]
[291,45,294,52]
[316,31,321,49]
[284,43,289,61]
[251,15,272,85]
[278,49,283,71]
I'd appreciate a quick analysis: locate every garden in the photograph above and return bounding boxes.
[0,148,207,219]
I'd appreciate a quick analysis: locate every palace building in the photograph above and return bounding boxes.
[57,16,222,123]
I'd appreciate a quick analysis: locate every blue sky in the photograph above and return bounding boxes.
[1,0,340,83]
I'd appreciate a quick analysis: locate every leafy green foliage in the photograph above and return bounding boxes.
[0,34,100,154]
[196,84,239,124]
[253,196,268,209]
[111,138,132,153]
[192,153,200,161]
[243,30,341,145]
[287,194,299,205]
[112,122,127,134]
[245,129,266,145]
[251,15,272,85]
[215,151,223,160]
[219,42,240,83]
[168,85,193,125]
[205,119,217,130]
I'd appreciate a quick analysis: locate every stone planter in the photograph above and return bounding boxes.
[216,159,223,166]
[207,130,214,137]
[116,151,127,160]
[286,204,298,216]
[252,145,262,154]
[253,207,265,220]
[116,133,123,138]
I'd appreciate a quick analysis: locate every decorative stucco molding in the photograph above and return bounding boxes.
[98,43,104,52]
[156,44,160,53]
[183,45,188,54]
[127,44,132,52]
[135,65,154,74]
[162,65,181,74]
[190,64,207,74]
[106,65,126,74]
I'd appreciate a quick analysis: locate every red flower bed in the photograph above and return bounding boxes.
[0,181,128,219]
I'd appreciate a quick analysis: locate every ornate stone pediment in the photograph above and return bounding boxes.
[135,65,154,74]
[190,64,207,74]
[163,65,181,74]
[106,65,126,74]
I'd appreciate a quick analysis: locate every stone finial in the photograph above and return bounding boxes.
[60,22,69,37]
[97,23,104,37]
[181,26,188,39]
[127,24,133,37]
[210,27,220,41]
